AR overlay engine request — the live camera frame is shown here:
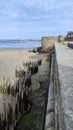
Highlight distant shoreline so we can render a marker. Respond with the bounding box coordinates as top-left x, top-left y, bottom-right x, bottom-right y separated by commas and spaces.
0, 40, 41, 43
